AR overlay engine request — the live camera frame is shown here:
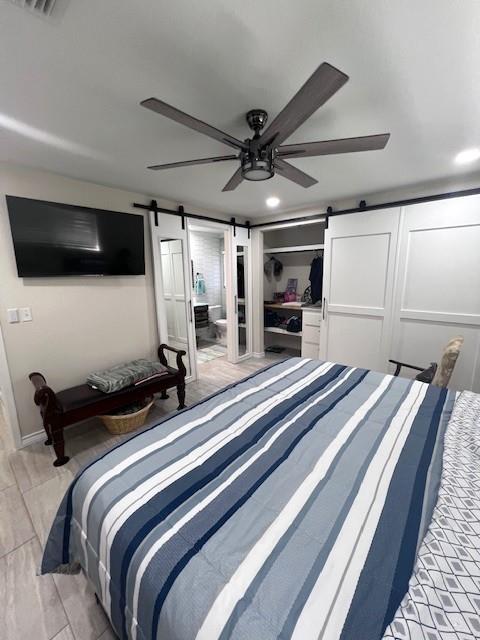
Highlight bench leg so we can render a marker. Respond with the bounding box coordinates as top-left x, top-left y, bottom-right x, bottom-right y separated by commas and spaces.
177, 383, 186, 410
51, 426, 70, 467
43, 419, 52, 446
160, 389, 169, 400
